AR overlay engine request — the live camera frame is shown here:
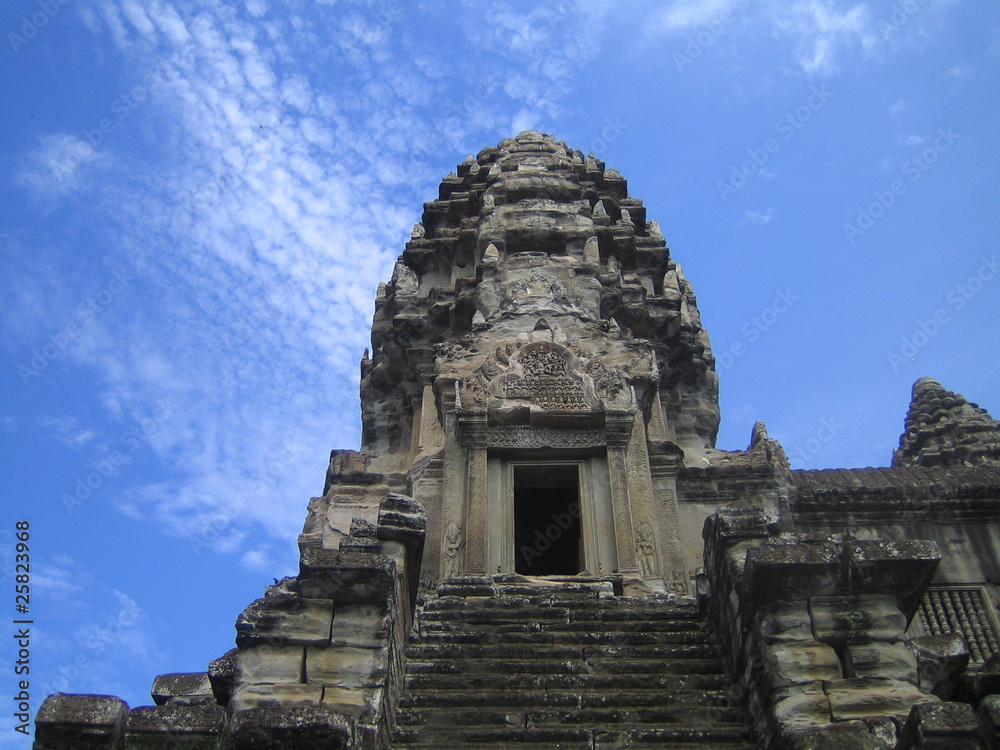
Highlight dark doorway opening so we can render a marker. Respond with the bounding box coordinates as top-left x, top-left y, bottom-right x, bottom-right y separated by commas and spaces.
513, 464, 582, 575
